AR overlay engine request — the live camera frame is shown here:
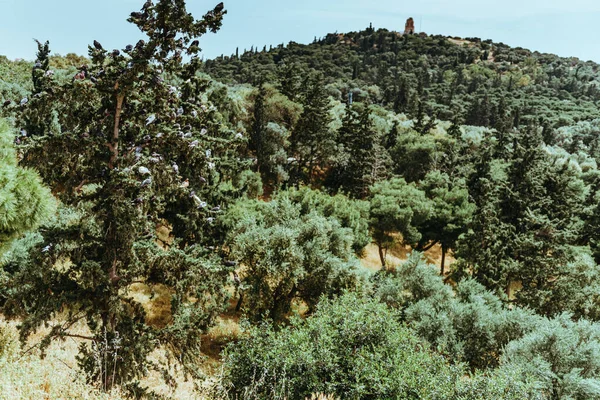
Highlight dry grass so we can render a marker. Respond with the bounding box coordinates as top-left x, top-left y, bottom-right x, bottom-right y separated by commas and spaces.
0, 279, 242, 400
306, 394, 338, 400
1, 234, 457, 399
360, 240, 455, 274
447, 38, 473, 47
0, 317, 126, 400
128, 282, 173, 328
